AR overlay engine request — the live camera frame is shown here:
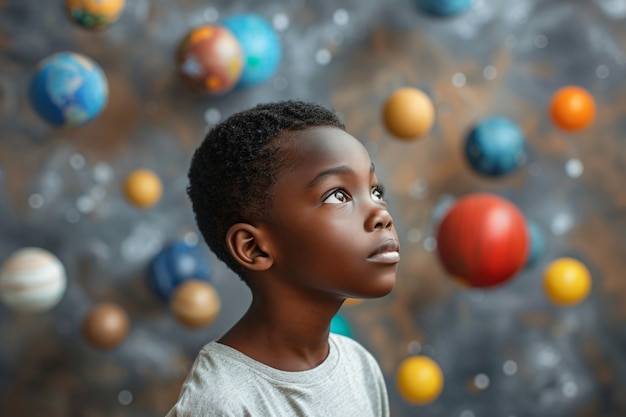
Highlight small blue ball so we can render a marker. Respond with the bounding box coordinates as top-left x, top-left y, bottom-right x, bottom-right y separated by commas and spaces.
29, 52, 108, 127
148, 240, 211, 302
416, 0, 473, 16
465, 116, 527, 177
525, 220, 546, 268
222, 14, 281, 87
330, 314, 352, 338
